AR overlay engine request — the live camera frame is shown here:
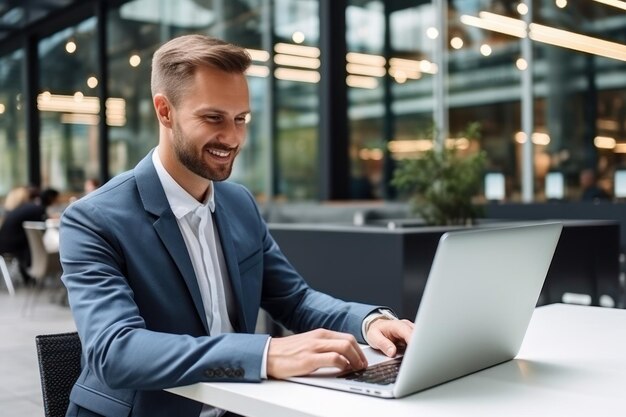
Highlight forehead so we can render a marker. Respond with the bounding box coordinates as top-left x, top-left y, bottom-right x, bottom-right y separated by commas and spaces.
181, 66, 249, 108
